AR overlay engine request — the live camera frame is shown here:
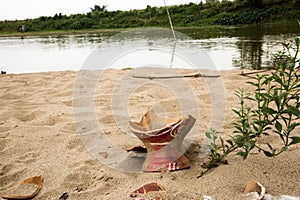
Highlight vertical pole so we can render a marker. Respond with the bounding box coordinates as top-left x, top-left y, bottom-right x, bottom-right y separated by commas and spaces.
164, 0, 176, 68
164, 0, 176, 41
